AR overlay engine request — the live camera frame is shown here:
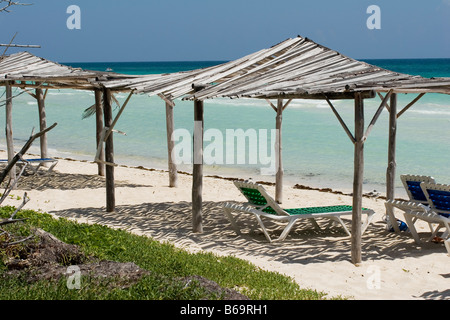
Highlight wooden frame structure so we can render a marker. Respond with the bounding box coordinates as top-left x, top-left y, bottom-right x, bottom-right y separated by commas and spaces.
1, 36, 449, 264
